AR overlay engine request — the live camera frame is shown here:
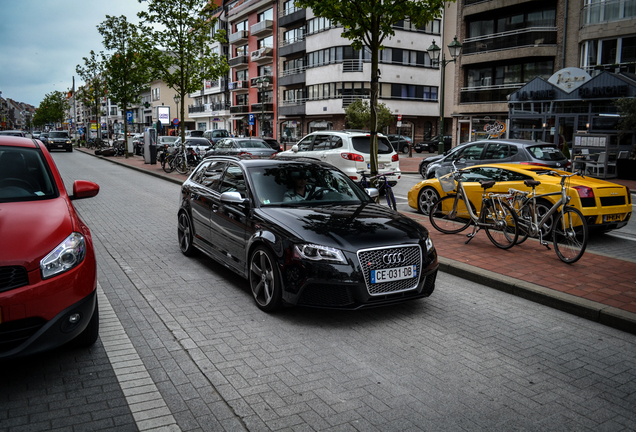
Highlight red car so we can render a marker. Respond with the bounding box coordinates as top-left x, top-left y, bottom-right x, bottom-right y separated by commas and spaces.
0, 136, 100, 359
